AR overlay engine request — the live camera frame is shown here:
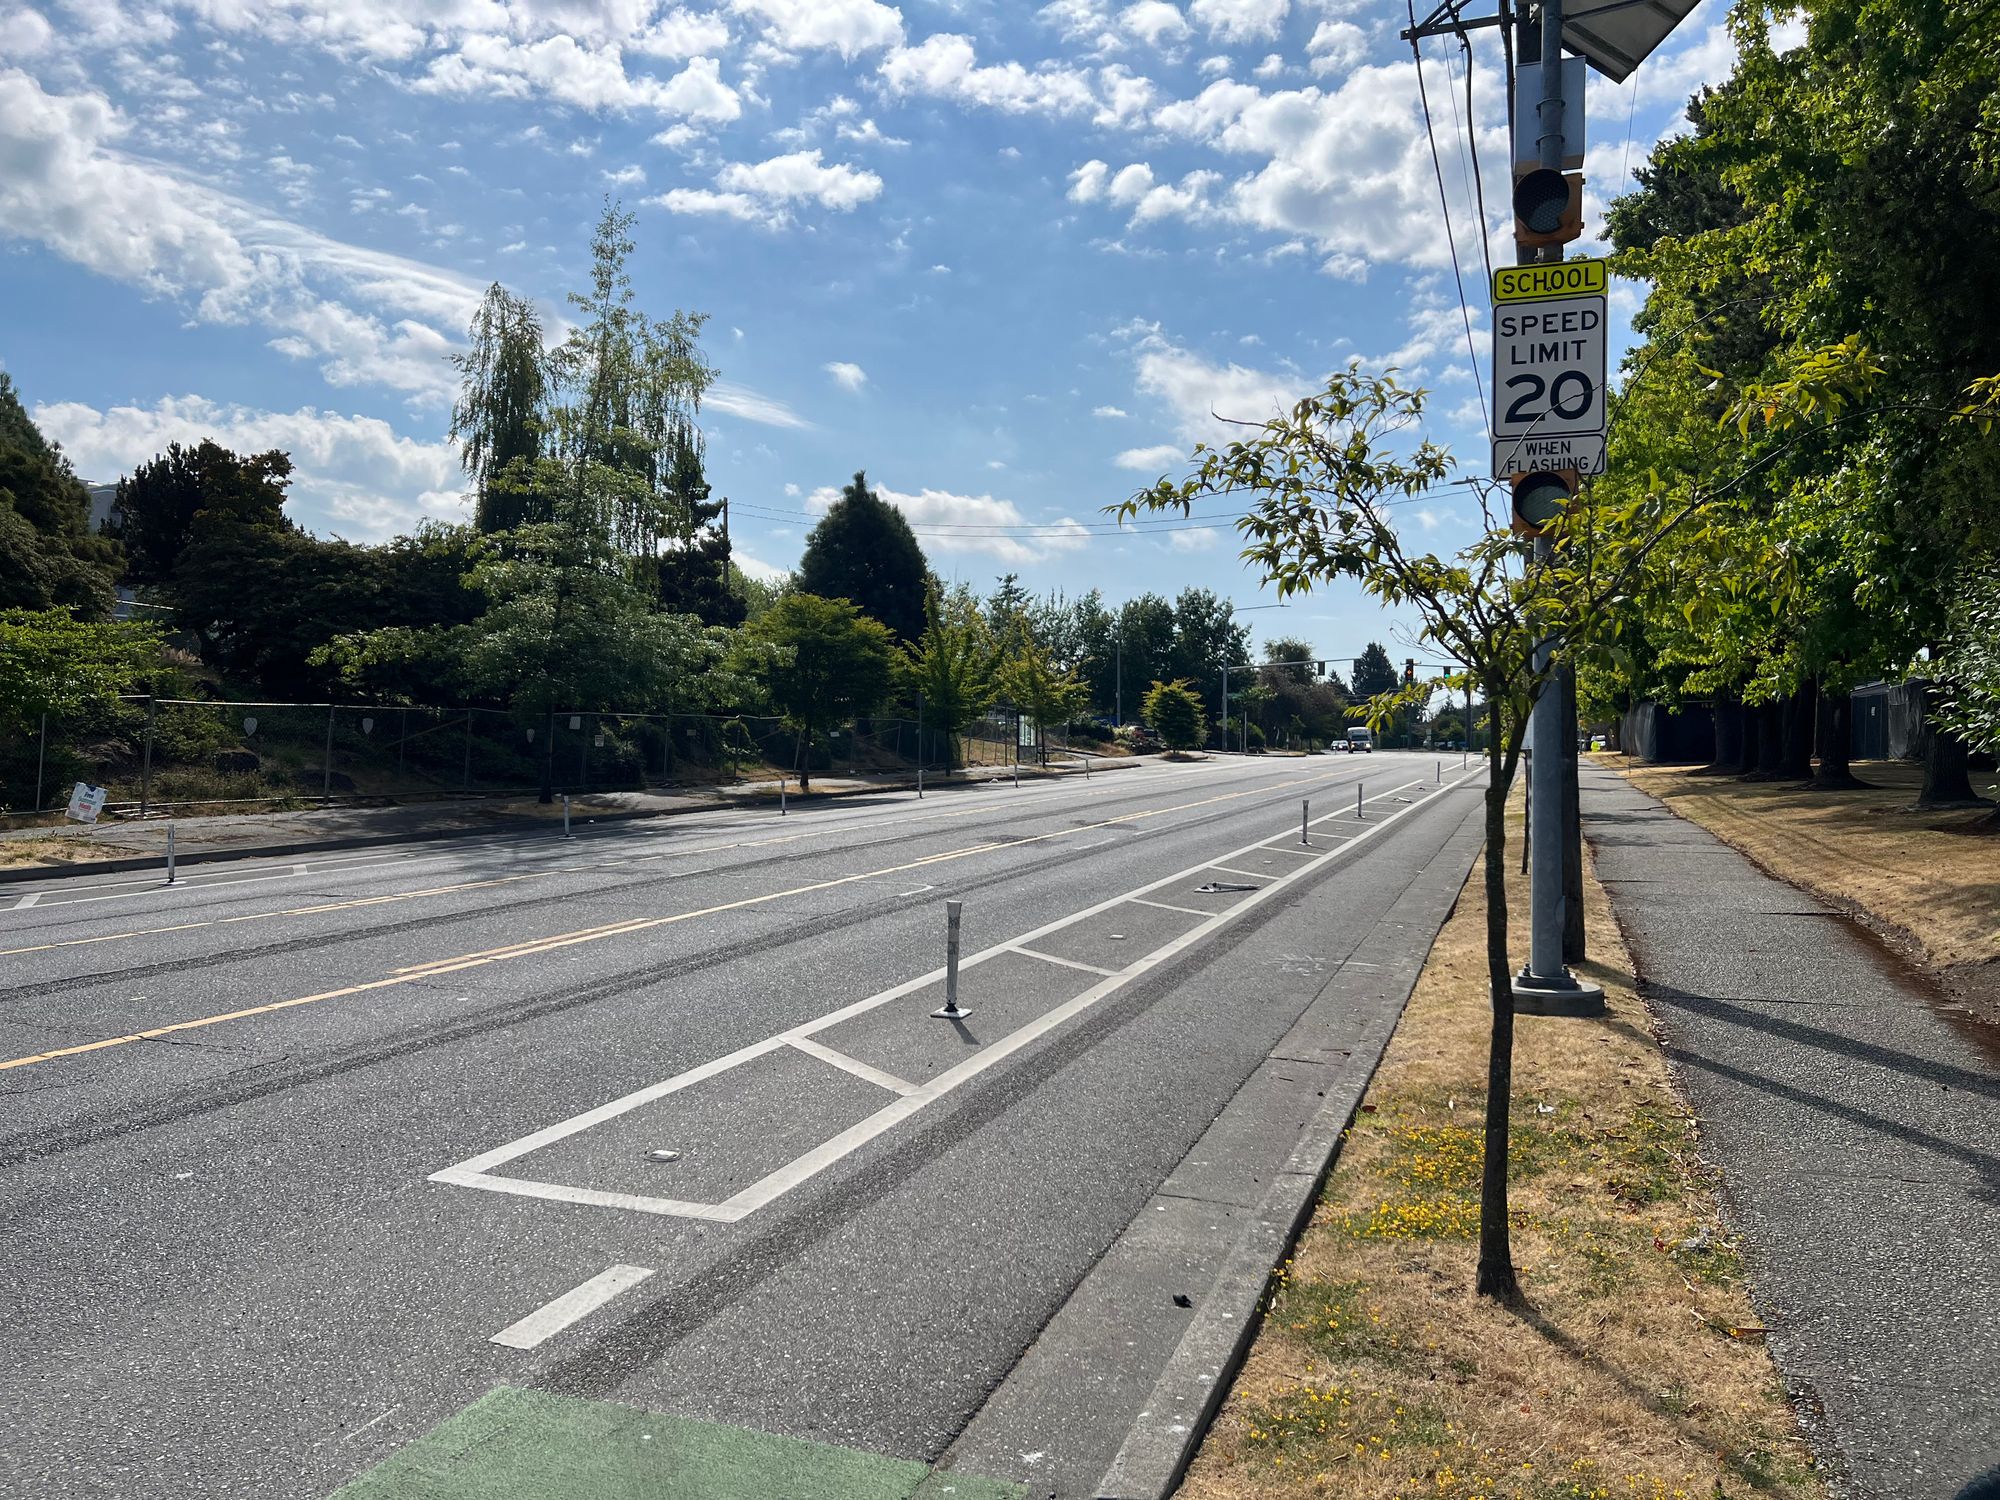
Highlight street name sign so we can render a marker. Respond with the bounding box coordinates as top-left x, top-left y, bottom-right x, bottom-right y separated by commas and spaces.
1491, 257, 1608, 474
